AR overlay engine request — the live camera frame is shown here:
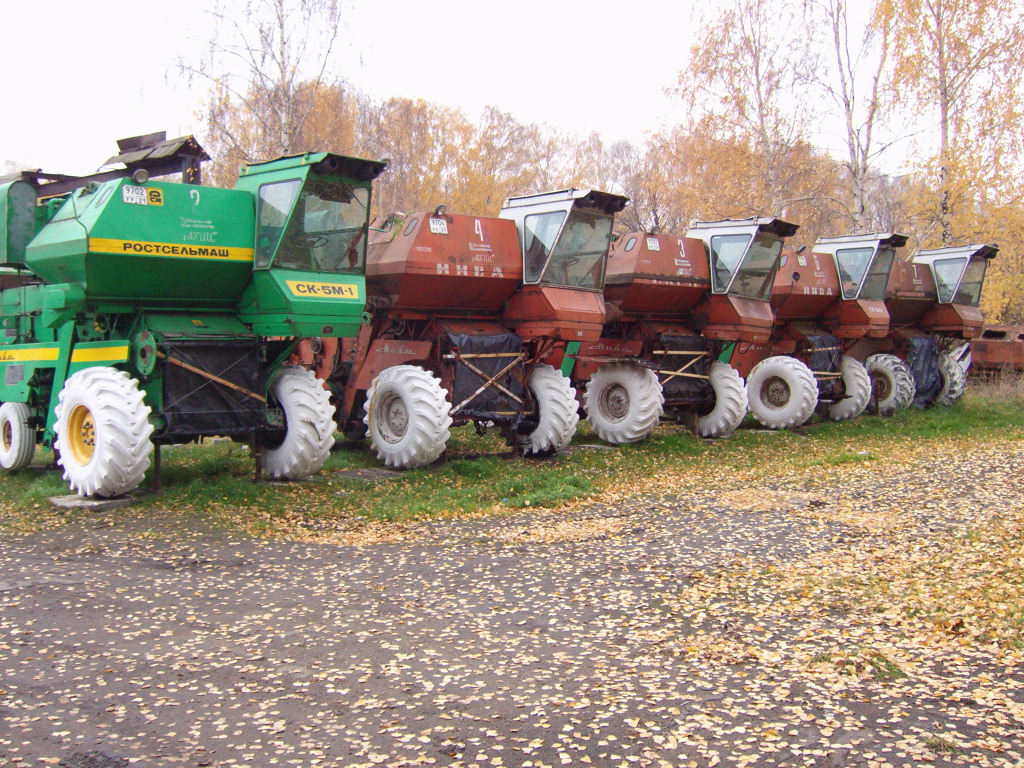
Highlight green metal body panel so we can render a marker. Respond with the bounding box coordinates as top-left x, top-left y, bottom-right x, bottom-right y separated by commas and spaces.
239, 269, 364, 337
0, 181, 36, 267
25, 179, 255, 307
560, 341, 582, 377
